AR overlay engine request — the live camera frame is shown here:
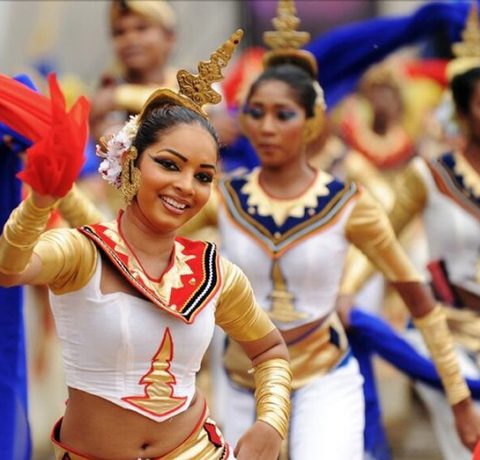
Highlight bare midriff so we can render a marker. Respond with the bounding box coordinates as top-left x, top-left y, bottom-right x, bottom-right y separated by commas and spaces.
60, 387, 206, 459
